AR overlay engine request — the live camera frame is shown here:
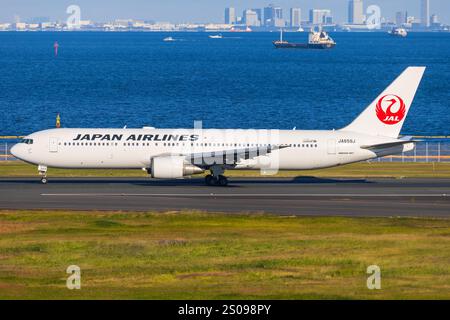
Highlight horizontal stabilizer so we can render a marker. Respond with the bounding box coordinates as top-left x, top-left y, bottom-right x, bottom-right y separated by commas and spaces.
360, 140, 417, 150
